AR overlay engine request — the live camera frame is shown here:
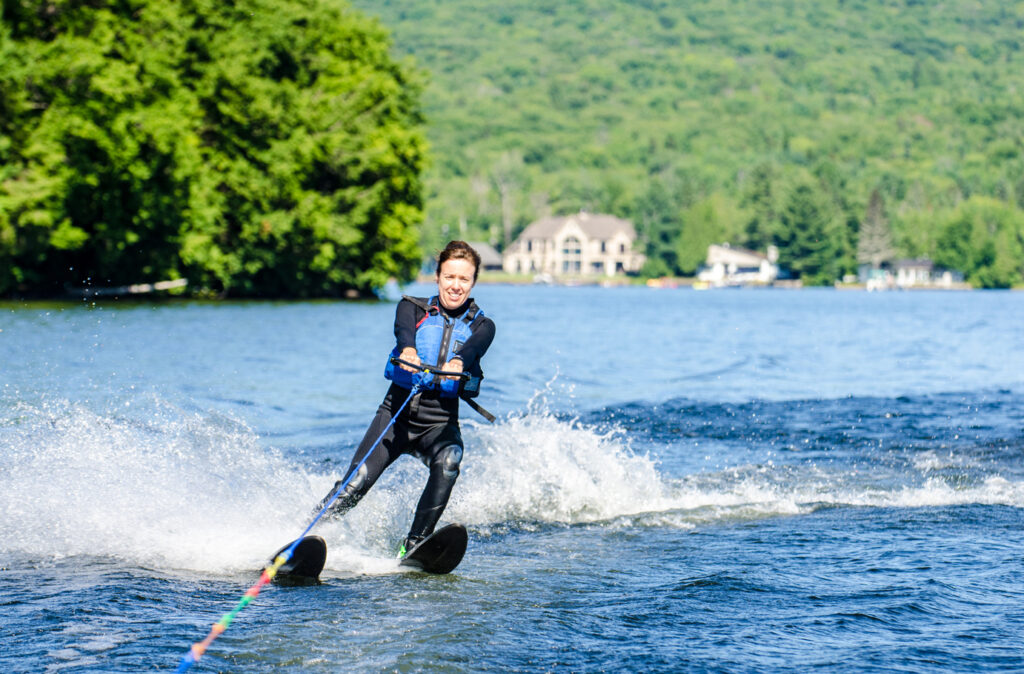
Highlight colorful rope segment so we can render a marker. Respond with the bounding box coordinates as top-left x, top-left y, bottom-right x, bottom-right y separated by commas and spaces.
175, 547, 293, 672
175, 382, 422, 672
